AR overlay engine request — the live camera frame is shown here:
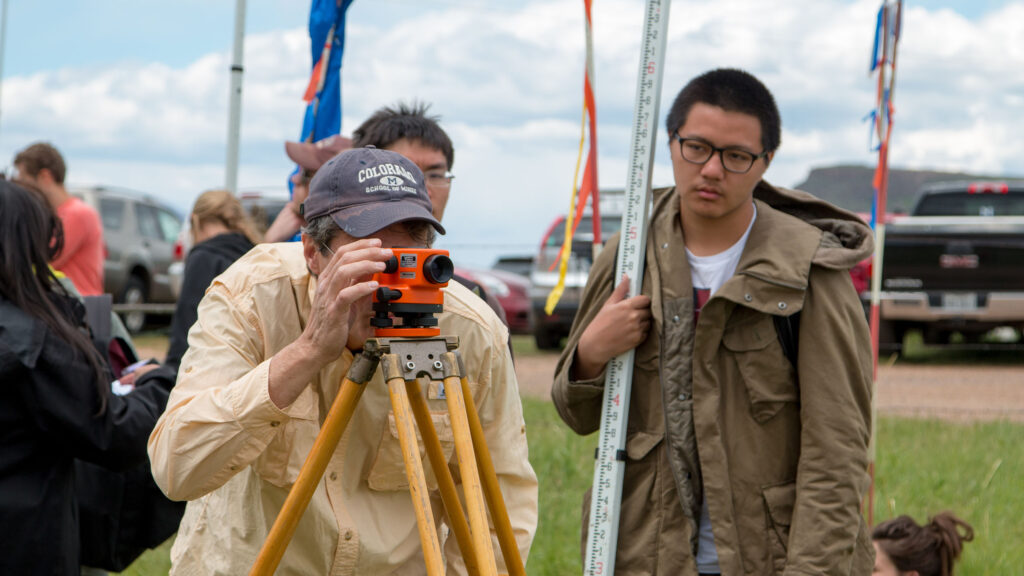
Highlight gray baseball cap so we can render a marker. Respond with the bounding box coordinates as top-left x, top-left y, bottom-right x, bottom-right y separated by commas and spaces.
303, 146, 445, 238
